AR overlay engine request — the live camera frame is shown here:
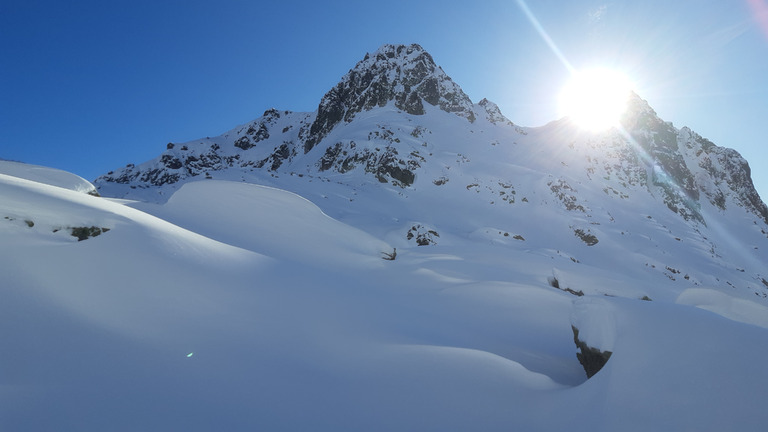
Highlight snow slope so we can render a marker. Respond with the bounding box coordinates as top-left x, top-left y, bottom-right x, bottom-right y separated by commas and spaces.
0, 159, 97, 194
94, 44, 768, 309
99, 99, 768, 305
3, 162, 768, 430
